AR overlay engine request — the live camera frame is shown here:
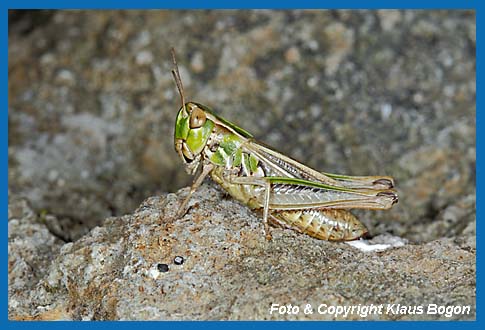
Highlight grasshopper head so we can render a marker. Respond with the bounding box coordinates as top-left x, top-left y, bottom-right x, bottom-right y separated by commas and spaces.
174, 102, 214, 174
170, 49, 215, 174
